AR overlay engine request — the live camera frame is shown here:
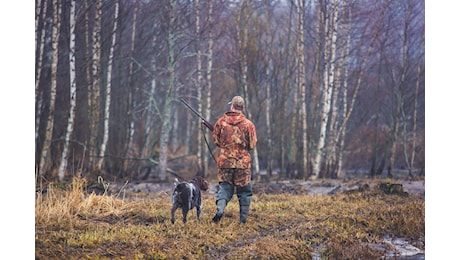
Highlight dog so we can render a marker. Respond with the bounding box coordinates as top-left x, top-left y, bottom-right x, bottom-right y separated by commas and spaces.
171, 175, 209, 224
